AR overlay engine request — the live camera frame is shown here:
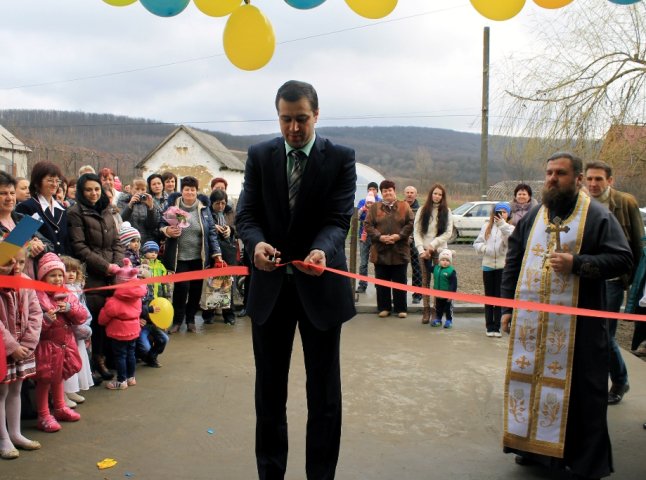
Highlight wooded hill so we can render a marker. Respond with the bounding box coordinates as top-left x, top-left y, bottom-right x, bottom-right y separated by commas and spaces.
0, 109, 512, 193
